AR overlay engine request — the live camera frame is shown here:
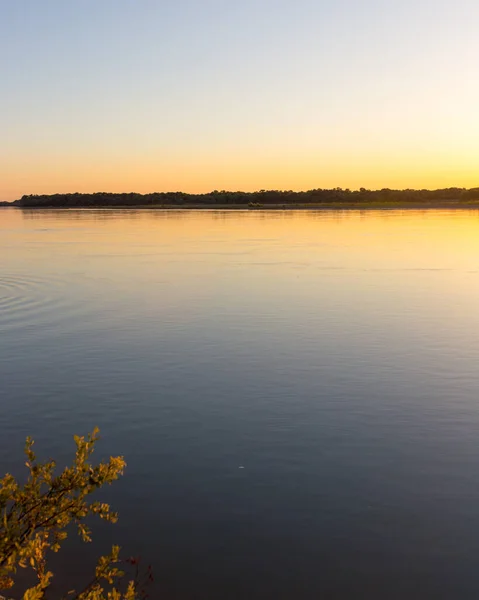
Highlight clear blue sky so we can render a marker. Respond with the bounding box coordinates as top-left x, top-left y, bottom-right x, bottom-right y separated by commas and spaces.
1, 0, 478, 200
